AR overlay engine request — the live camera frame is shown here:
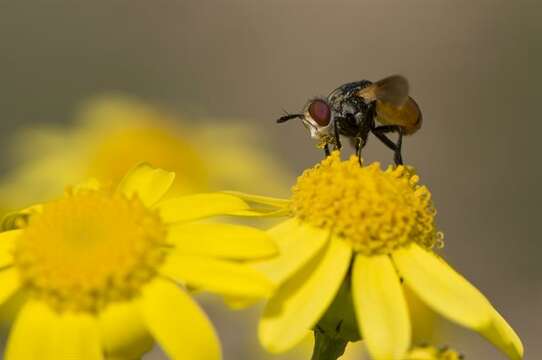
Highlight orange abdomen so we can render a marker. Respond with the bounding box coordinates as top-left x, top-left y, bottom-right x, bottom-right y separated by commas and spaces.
375, 97, 422, 135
